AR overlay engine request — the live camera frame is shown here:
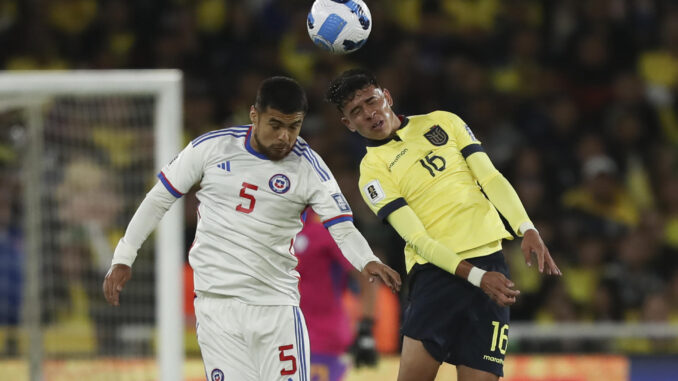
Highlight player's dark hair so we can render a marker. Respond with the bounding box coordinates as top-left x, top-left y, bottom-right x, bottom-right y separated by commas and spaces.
325, 68, 379, 112
255, 76, 309, 114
